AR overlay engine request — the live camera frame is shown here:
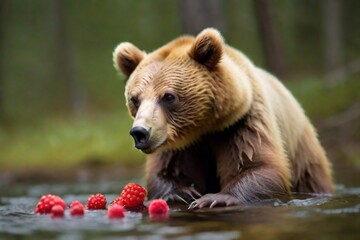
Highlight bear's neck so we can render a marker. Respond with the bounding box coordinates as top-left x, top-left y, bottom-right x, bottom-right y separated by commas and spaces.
209, 54, 255, 132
